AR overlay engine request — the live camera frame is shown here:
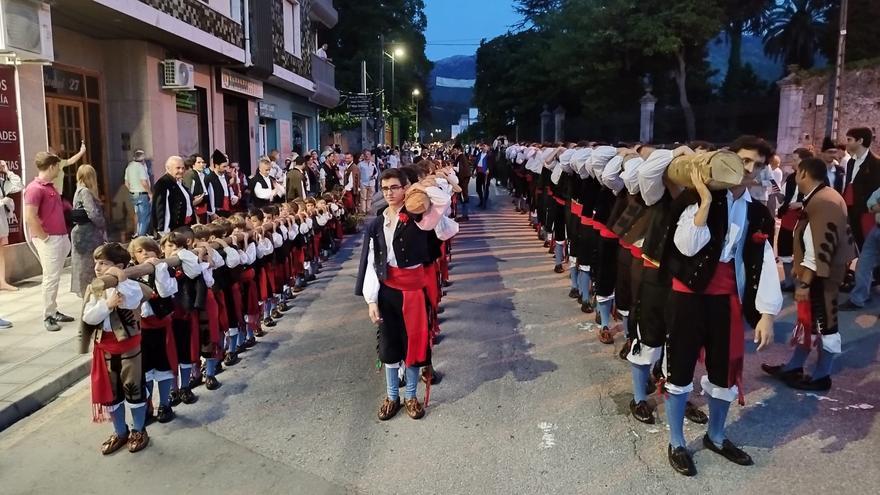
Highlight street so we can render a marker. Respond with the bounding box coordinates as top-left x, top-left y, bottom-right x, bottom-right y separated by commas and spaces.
1, 185, 878, 495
